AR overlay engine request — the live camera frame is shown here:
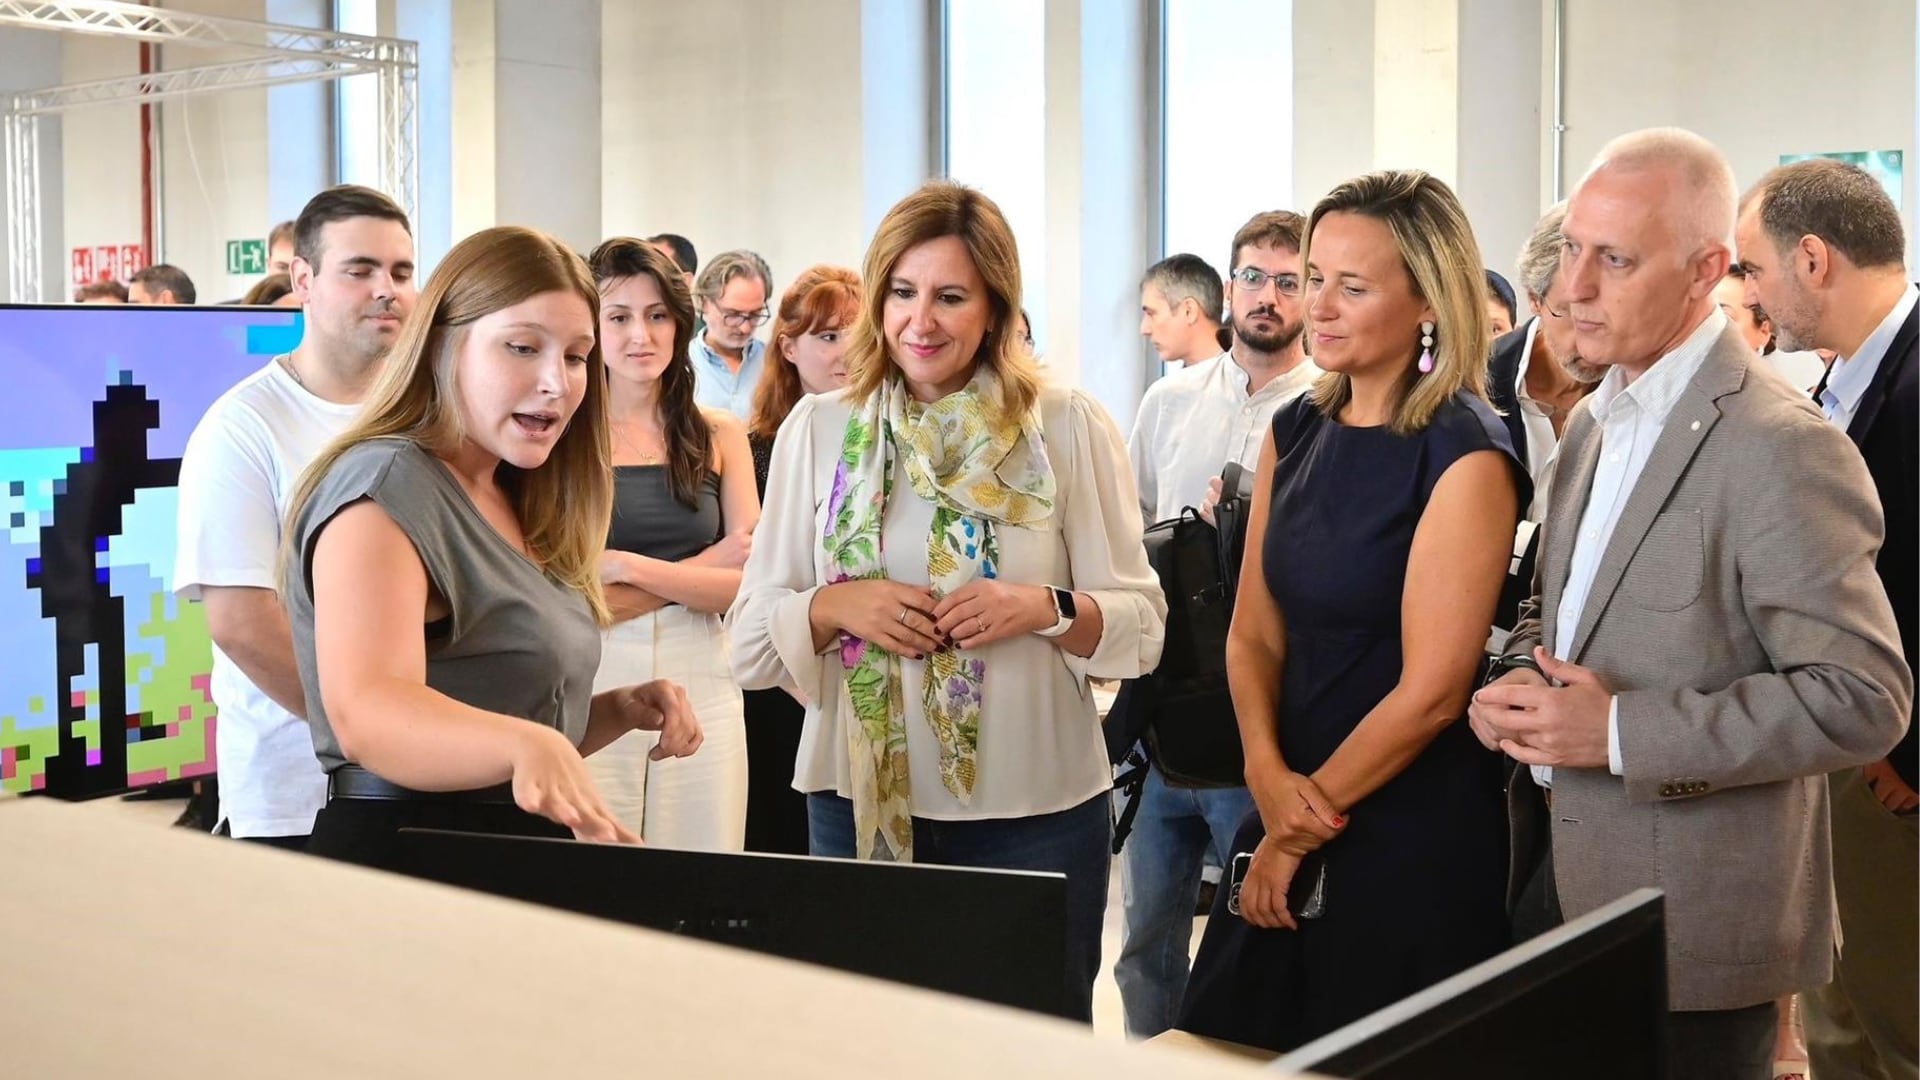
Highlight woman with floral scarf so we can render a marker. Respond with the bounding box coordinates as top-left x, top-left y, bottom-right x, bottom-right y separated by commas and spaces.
727, 182, 1166, 1021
